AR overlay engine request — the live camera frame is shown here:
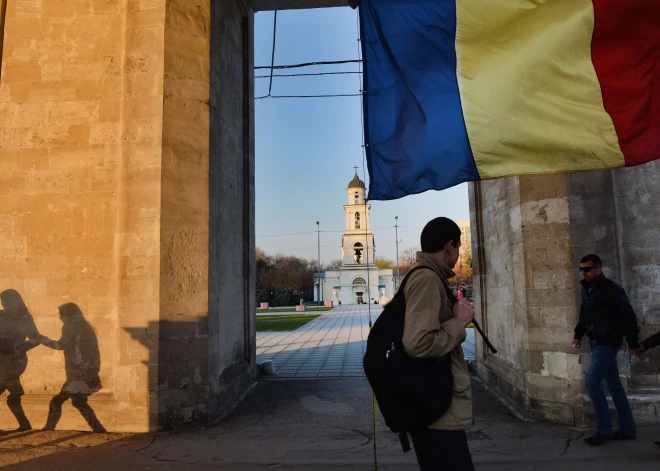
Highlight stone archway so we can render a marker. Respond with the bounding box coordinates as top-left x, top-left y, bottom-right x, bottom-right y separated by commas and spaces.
1, 0, 657, 434
0, 0, 355, 433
